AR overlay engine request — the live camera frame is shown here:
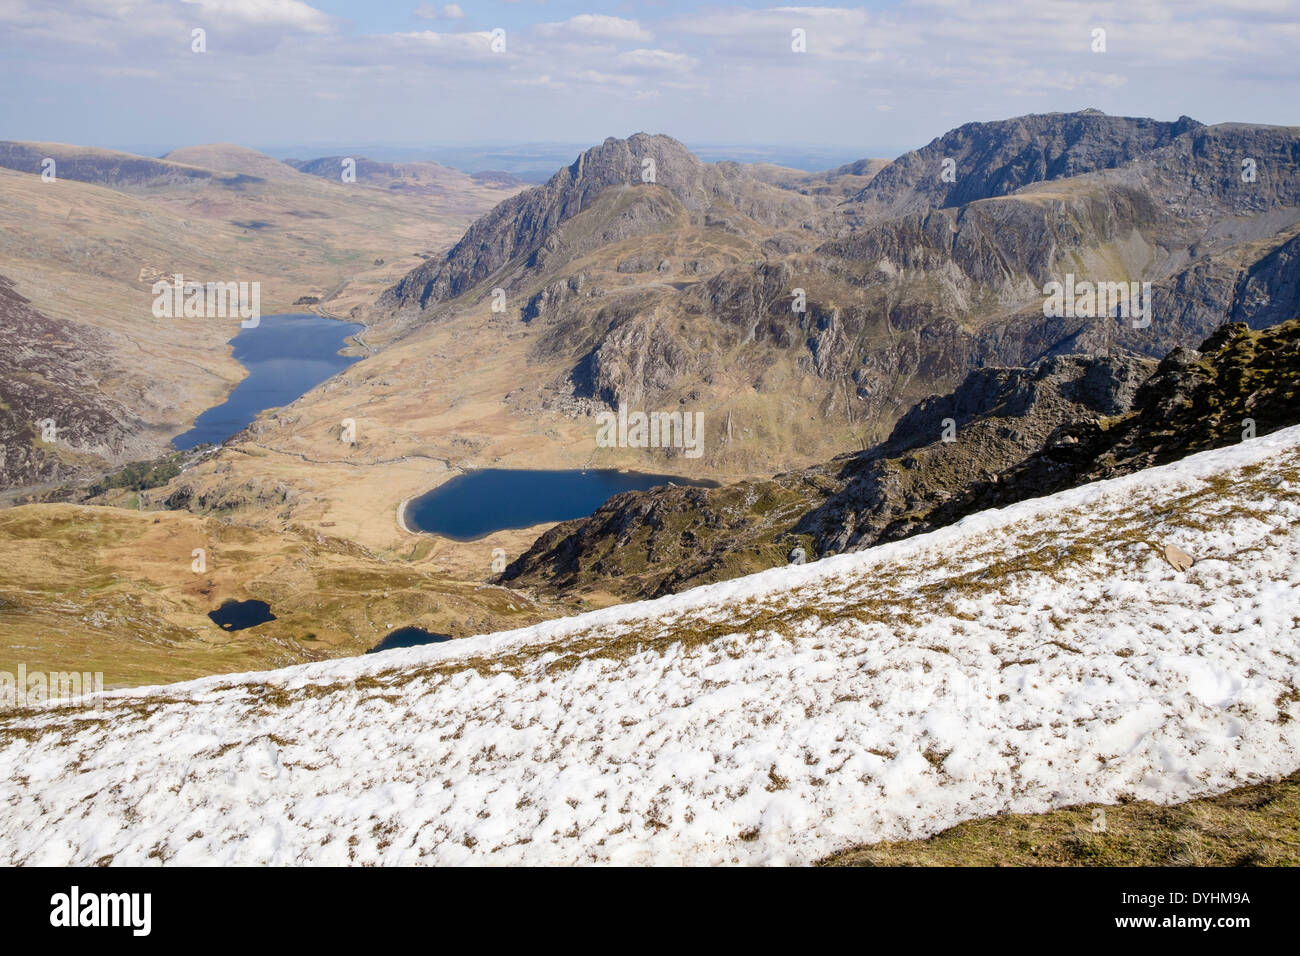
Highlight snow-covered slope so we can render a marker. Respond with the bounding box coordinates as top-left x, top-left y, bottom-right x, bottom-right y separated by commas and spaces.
4, 427, 1300, 865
